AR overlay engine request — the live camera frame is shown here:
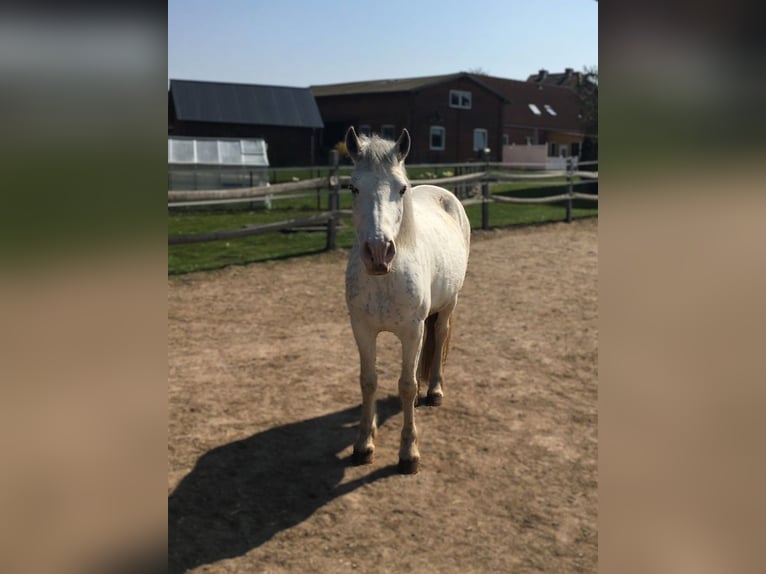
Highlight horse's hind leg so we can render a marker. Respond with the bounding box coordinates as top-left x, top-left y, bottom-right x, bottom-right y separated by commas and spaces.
351, 321, 377, 465
425, 302, 456, 407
